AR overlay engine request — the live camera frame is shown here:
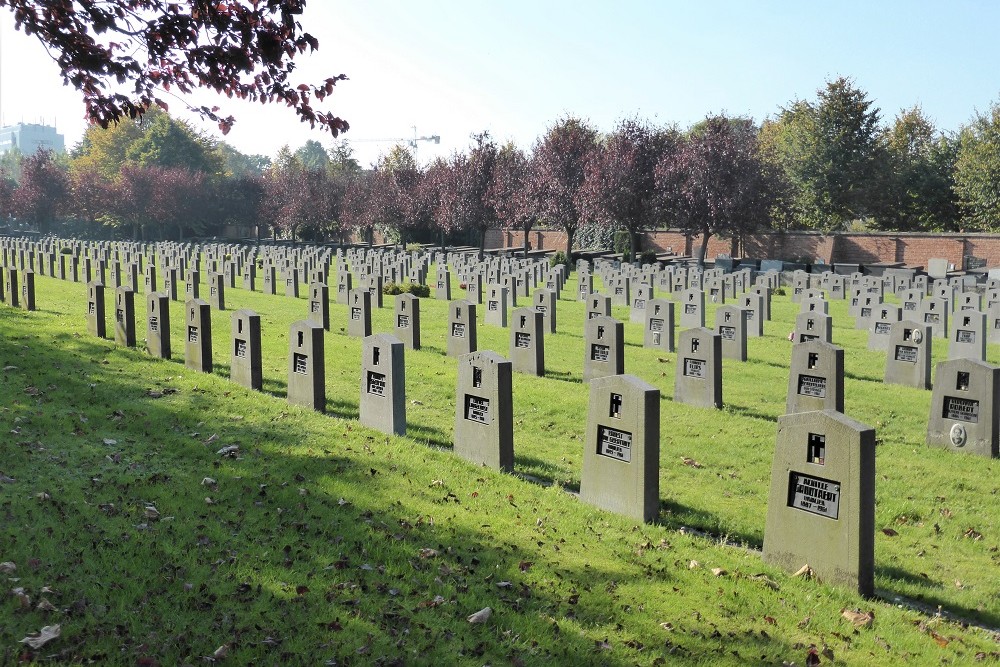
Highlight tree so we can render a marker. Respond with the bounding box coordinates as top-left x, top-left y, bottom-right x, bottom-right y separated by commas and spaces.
0, 168, 15, 222
341, 171, 378, 244
761, 77, 886, 230
13, 149, 70, 234
954, 101, 1000, 231
218, 143, 271, 177
656, 114, 780, 265
2, 0, 348, 135
68, 167, 114, 231
488, 143, 536, 258
879, 106, 959, 231
532, 116, 599, 256
125, 108, 223, 175
580, 118, 677, 261
295, 139, 332, 173
370, 146, 426, 248
263, 148, 335, 243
